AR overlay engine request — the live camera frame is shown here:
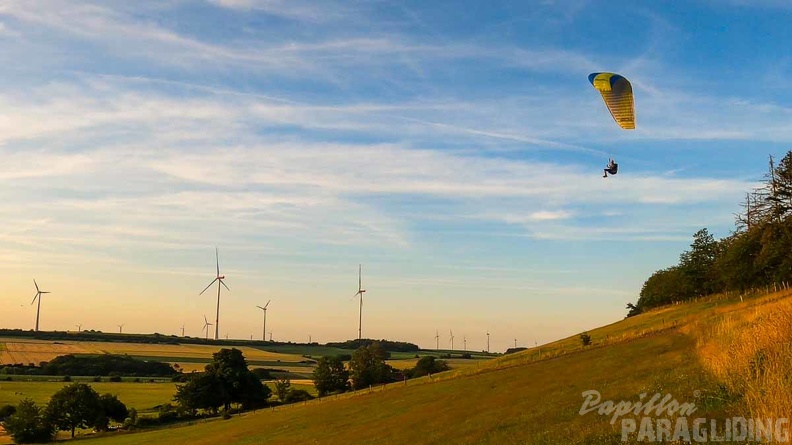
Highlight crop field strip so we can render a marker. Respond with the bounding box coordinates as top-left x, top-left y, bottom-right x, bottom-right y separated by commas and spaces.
0, 339, 307, 366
